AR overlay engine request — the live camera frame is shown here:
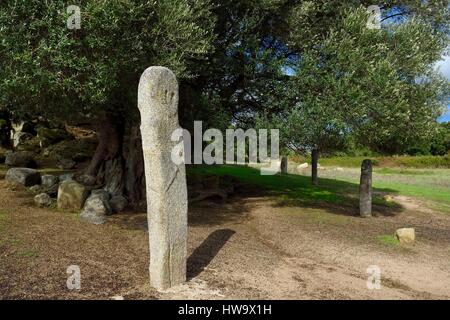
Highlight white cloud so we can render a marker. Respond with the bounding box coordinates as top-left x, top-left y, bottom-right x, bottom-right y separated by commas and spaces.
434, 55, 450, 80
